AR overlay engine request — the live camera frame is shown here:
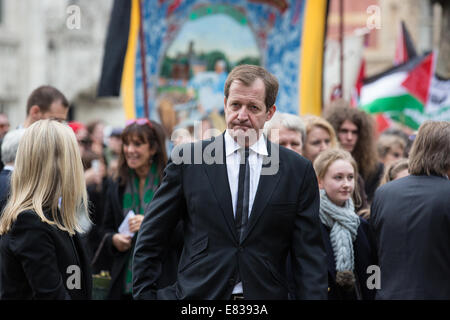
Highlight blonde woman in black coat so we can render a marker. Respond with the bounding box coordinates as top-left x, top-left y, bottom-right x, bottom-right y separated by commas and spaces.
0, 120, 92, 299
